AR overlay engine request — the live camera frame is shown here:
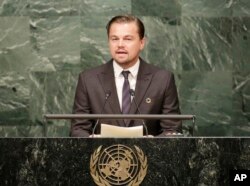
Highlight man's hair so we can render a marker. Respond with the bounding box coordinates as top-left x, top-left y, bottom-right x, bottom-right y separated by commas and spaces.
106, 15, 145, 39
